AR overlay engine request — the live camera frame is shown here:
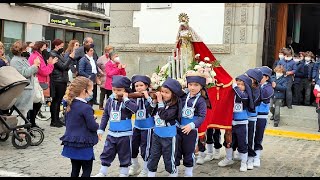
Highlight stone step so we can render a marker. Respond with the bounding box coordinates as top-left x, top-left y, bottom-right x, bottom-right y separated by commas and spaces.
268, 105, 319, 131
